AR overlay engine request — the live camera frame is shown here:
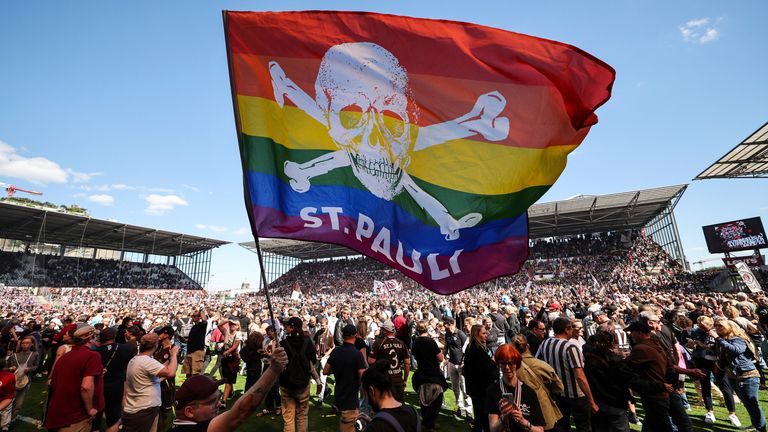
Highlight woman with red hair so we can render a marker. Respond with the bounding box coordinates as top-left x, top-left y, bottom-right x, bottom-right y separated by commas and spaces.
487, 344, 545, 432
